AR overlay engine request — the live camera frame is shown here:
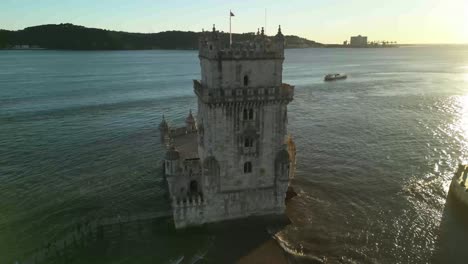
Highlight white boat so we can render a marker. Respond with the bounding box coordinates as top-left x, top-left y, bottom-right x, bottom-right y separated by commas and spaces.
324, 73, 347, 81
